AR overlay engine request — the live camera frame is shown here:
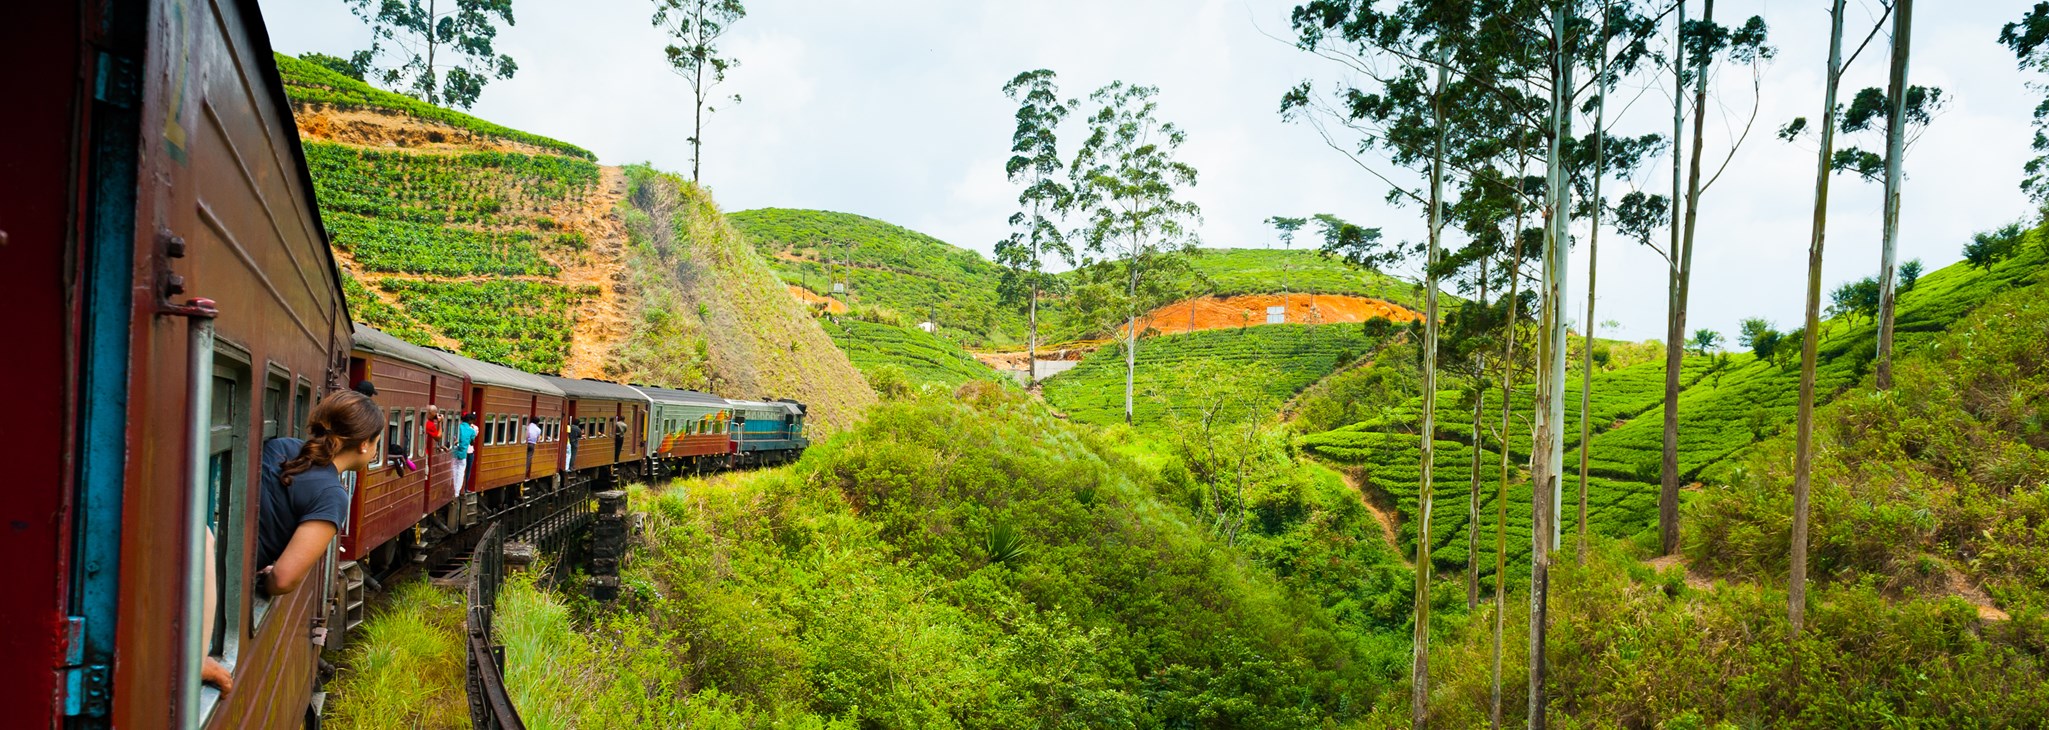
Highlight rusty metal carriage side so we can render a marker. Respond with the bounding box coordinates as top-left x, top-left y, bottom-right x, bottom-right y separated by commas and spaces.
5, 0, 363, 726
